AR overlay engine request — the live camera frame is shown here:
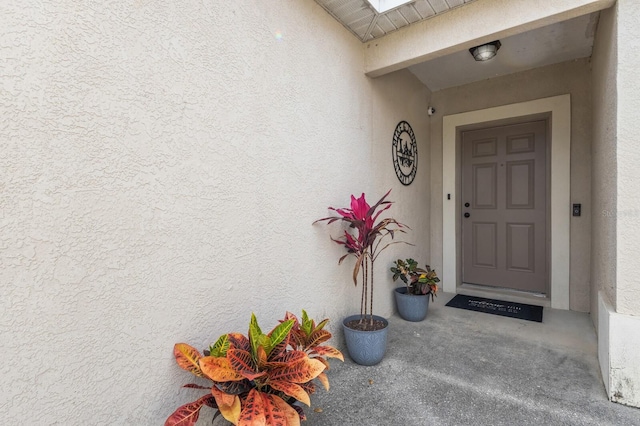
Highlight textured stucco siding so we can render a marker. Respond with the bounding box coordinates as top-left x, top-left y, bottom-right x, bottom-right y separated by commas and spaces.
429, 59, 592, 312
0, 0, 429, 423
590, 5, 617, 322
615, 0, 640, 317
592, 1, 640, 408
